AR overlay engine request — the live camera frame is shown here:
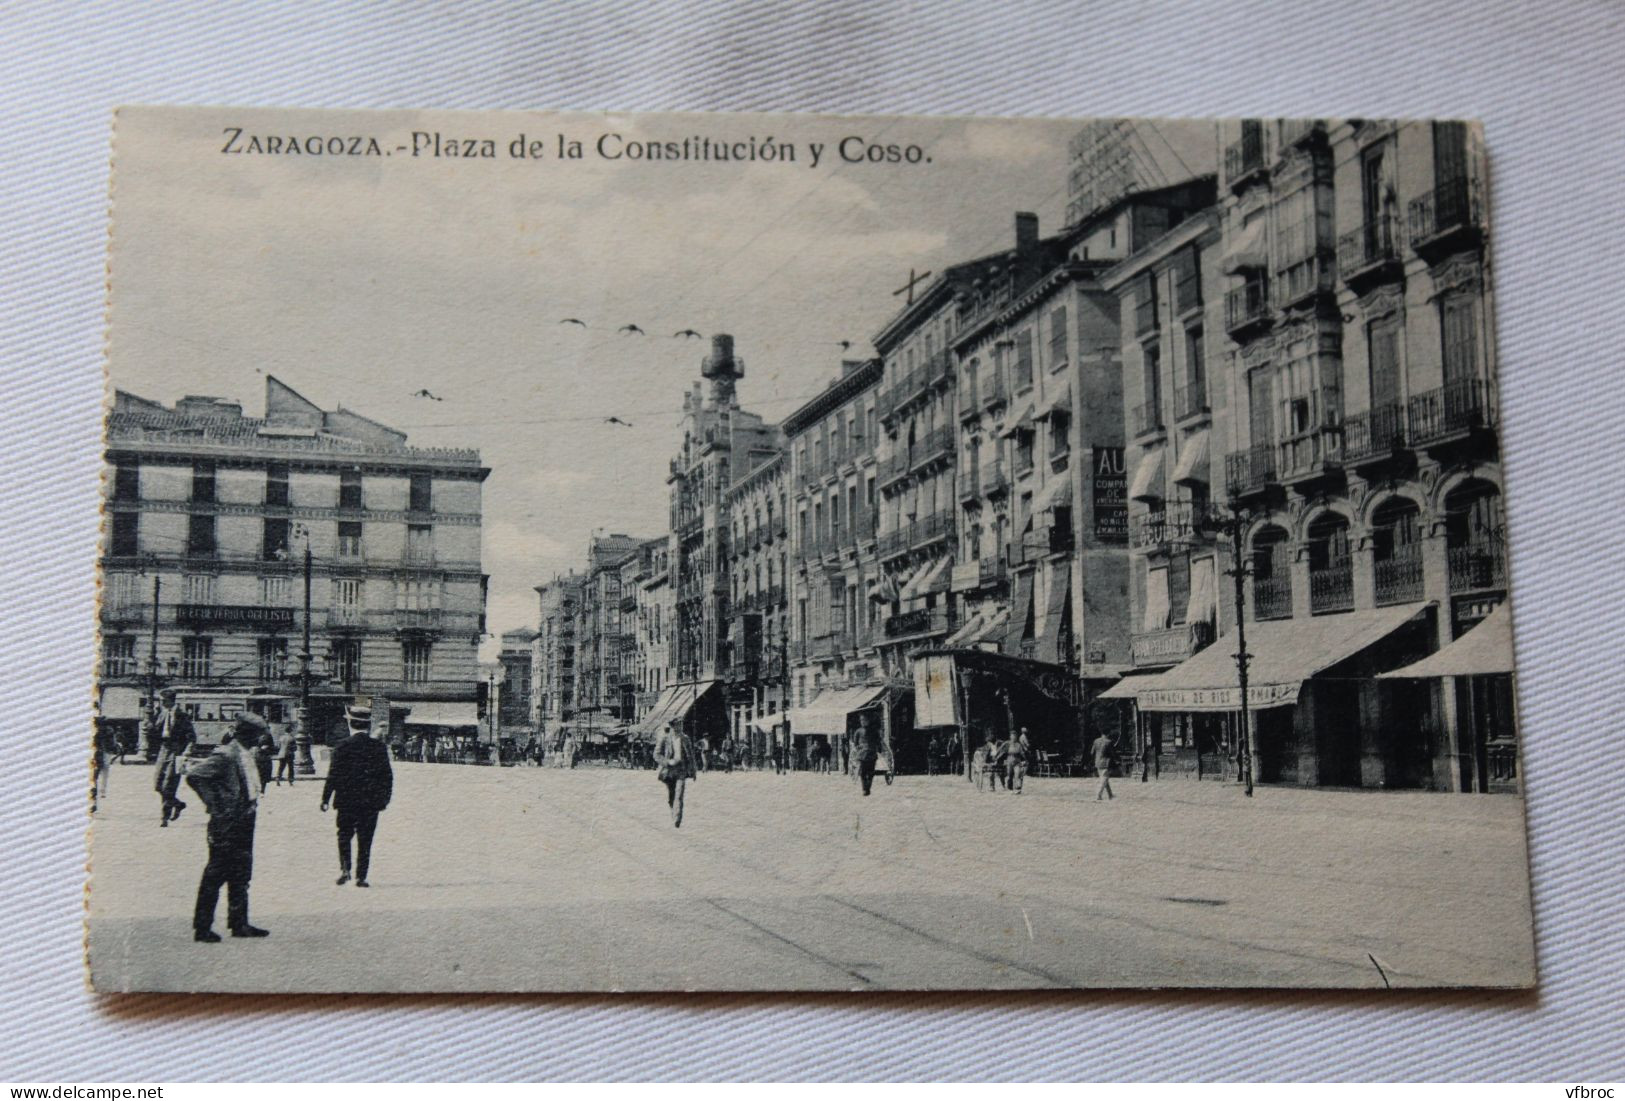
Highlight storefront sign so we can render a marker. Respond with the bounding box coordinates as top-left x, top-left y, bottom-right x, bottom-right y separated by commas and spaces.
1092, 446, 1127, 543
1138, 681, 1302, 713
175, 604, 296, 629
